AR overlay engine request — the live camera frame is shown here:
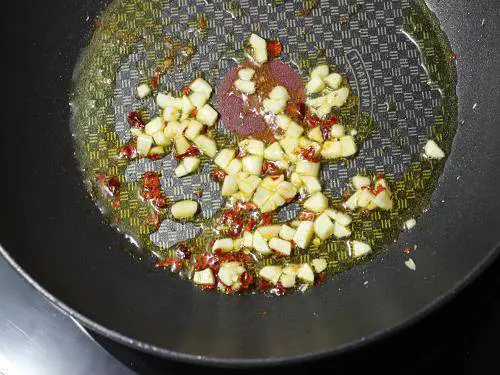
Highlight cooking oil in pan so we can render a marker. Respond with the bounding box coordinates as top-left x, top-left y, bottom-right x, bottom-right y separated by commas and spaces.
71, 0, 458, 292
